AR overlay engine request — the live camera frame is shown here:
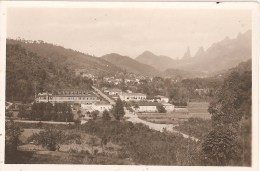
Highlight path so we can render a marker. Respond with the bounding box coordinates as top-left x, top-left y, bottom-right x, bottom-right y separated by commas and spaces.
92, 86, 115, 105
5, 101, 13, 110
6, 119, 74, 125
126, 114, 199, 142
